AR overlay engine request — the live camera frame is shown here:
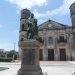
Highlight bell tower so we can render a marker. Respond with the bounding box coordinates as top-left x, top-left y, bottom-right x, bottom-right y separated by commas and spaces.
70, 3, 75, 60
70, 3, 75, 28
19, 9, 31, 59
19, 9, 31, 41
